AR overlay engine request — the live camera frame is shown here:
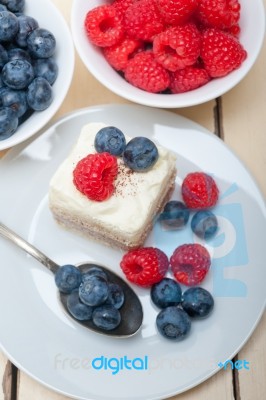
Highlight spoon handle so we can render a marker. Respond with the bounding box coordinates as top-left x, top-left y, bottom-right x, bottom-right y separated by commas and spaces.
0, 222, 59, 274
